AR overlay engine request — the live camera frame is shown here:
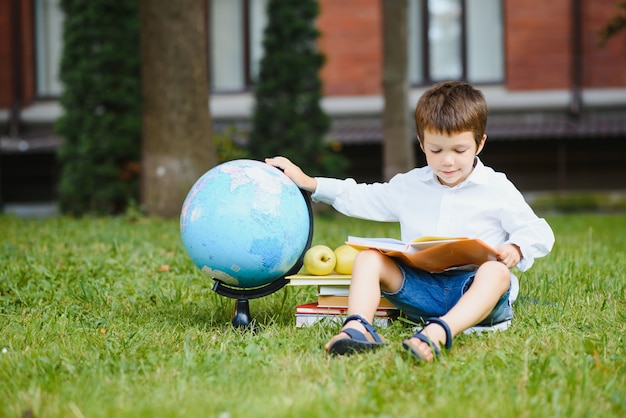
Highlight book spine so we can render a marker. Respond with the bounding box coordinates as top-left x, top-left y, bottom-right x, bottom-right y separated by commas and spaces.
295, 315, 393, 328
